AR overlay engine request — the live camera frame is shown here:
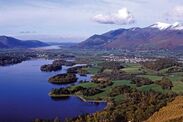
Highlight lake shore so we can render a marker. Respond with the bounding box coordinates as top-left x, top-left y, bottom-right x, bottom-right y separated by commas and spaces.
48, 92, 107, 103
